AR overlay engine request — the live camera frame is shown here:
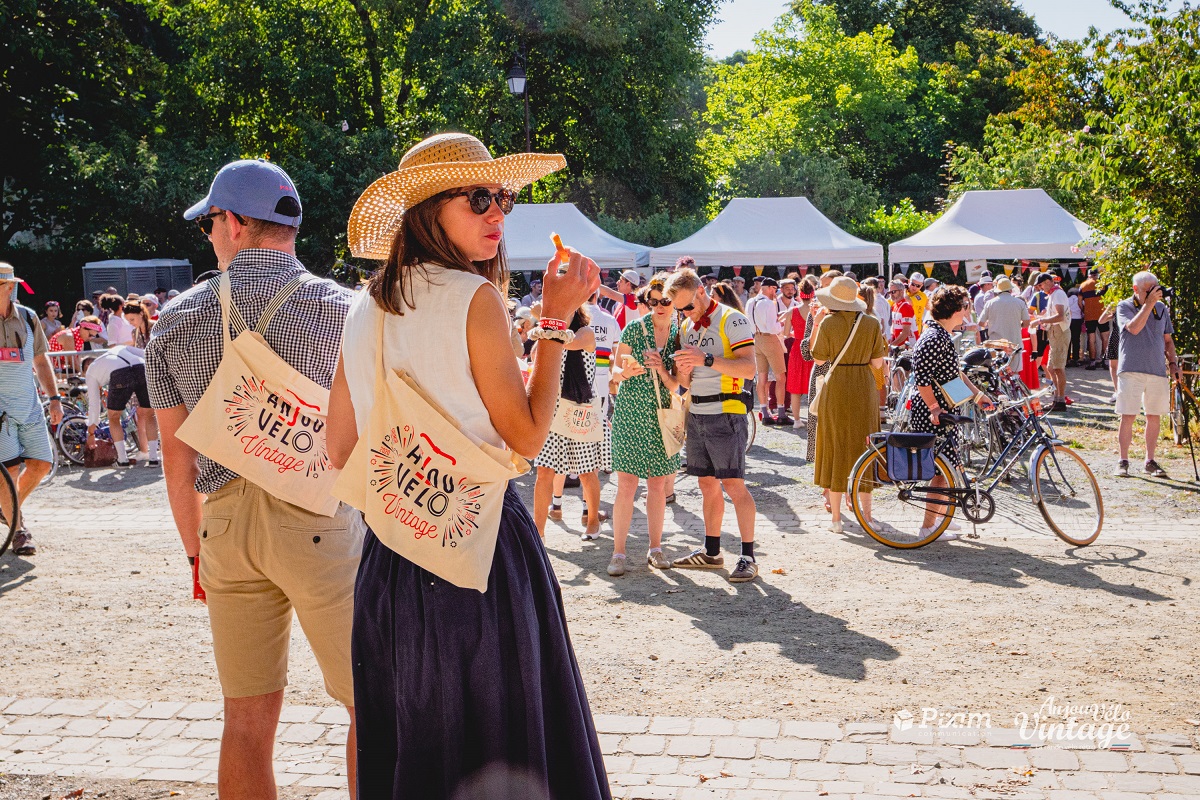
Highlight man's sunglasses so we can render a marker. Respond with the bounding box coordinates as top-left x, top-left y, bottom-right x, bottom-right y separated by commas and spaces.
675, 304, 695, 313
195, 210, 247, 236
446, 187, 516, 215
